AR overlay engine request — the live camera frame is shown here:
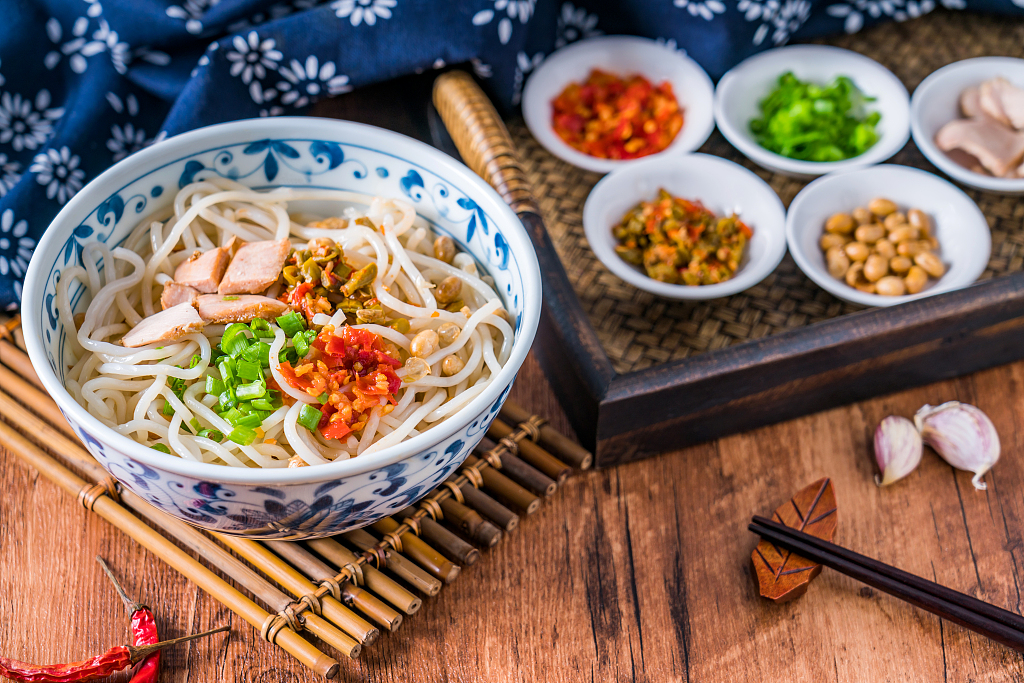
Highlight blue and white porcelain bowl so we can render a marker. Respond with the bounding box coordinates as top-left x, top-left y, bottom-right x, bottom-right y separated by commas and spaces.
21, 117, 541, 540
